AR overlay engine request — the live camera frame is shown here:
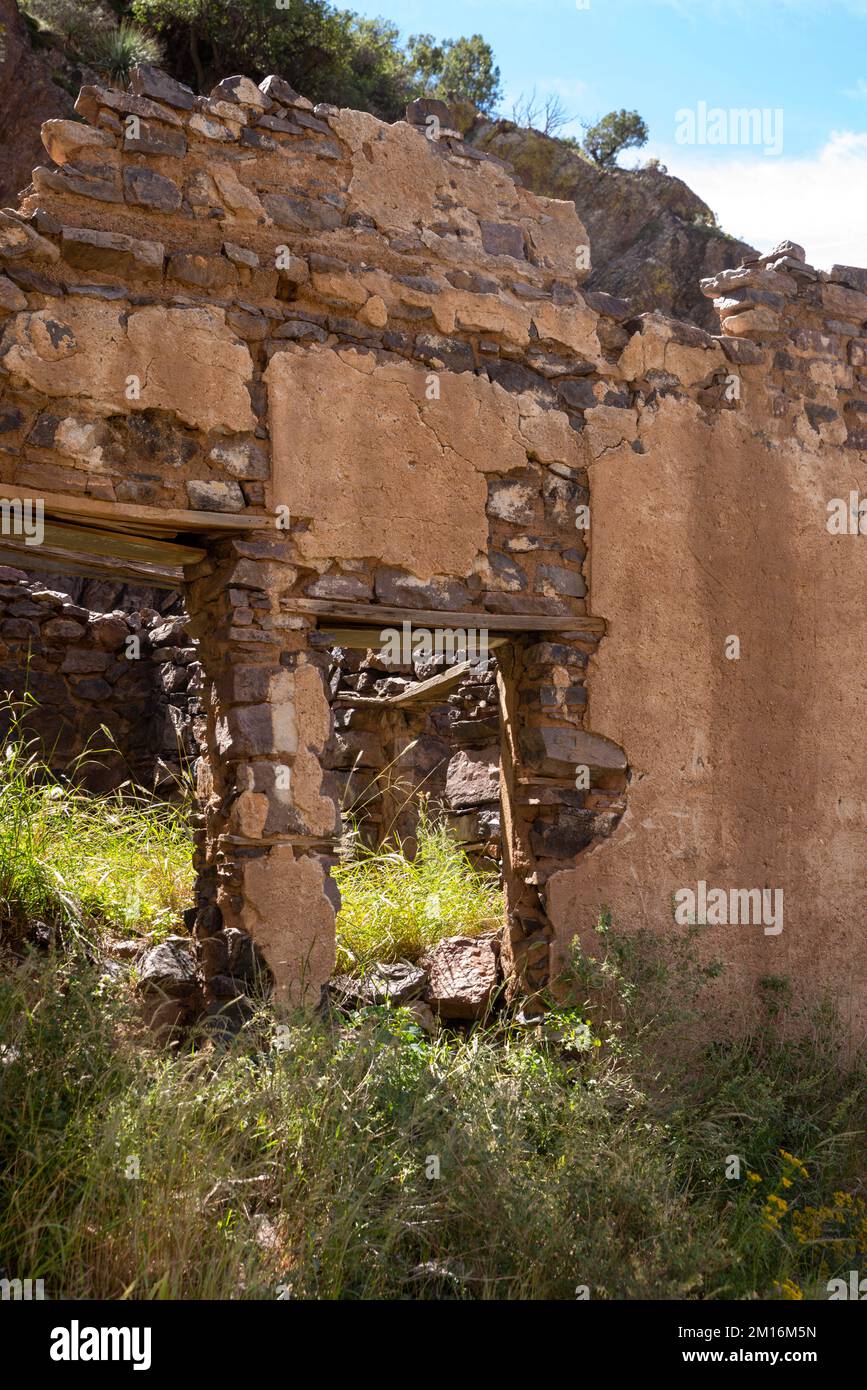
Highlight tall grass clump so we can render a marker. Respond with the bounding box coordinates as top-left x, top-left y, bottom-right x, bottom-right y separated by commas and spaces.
333, 805, 502, 970
0, 696, 192, 947
0, 716, 864, 1301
